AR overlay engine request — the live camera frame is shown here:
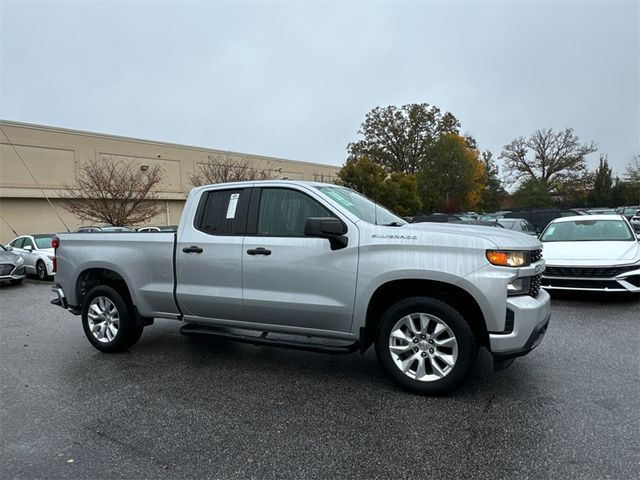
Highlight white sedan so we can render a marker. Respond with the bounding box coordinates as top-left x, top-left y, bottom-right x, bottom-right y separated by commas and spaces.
539, 215, 640, 293
5, 234, 55, 280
